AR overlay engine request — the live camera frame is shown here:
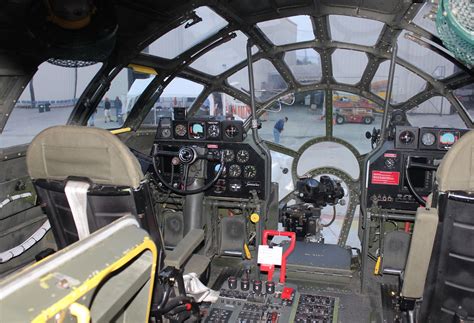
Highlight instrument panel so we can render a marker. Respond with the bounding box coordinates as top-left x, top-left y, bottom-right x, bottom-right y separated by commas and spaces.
170, 119, 244, 142
206, 144, 265, 199
395, 126, 467, 151
367, 126, 469, 211
153, 118, 266, 199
